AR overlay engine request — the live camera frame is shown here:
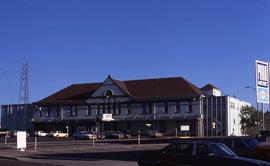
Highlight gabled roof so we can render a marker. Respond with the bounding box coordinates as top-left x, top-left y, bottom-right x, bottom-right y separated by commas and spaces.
123, 77, 202, 100
37, 76, 203, 105
38, 83, 101, 105
201, 84, 219, 91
